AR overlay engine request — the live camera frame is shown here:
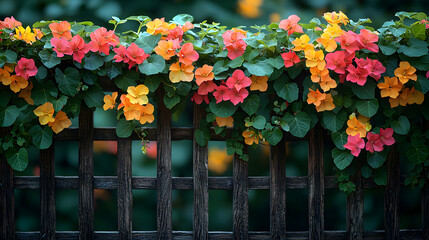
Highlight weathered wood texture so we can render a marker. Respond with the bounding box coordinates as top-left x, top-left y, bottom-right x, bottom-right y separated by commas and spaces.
157, 93, 172, 240
117, 137, 133, 240
270, 139, 286, 239
78, 107, 94, 240
384, 149, 400, 240
1, 141, 15, 240
193, 103, 209, 240
308, 126, 324, 240
233, 152, 248, 240
347, 160, 364, 240
40, 144, 56, 240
